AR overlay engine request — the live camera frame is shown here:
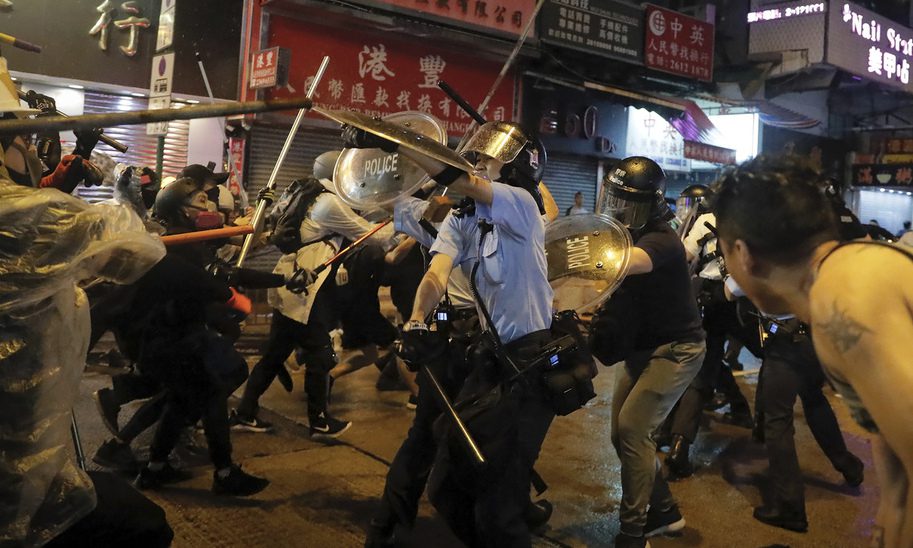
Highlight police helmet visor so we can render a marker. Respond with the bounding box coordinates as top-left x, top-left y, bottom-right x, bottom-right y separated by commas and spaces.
599, 181, 655, 230
462, 122, 529, 164
675, 196, 702, 218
